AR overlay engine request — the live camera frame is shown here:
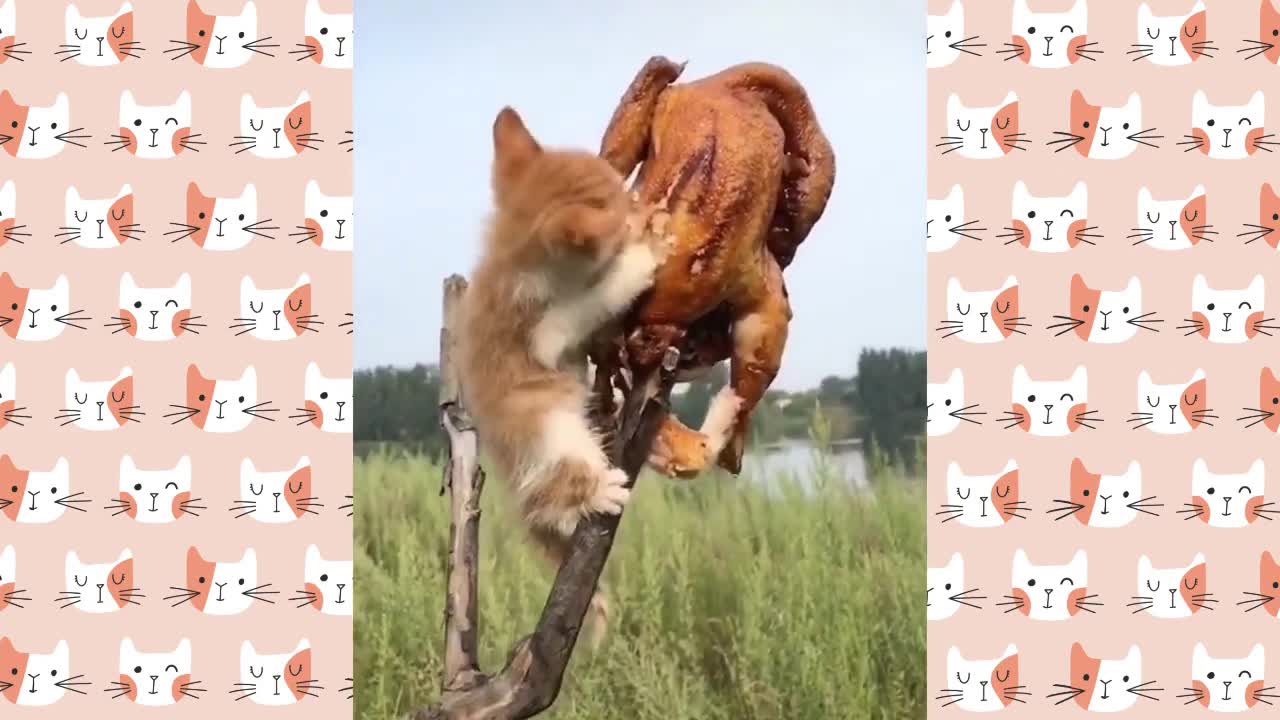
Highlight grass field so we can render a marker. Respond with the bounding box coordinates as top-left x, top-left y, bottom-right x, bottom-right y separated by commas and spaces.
355, 448, 925, 720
